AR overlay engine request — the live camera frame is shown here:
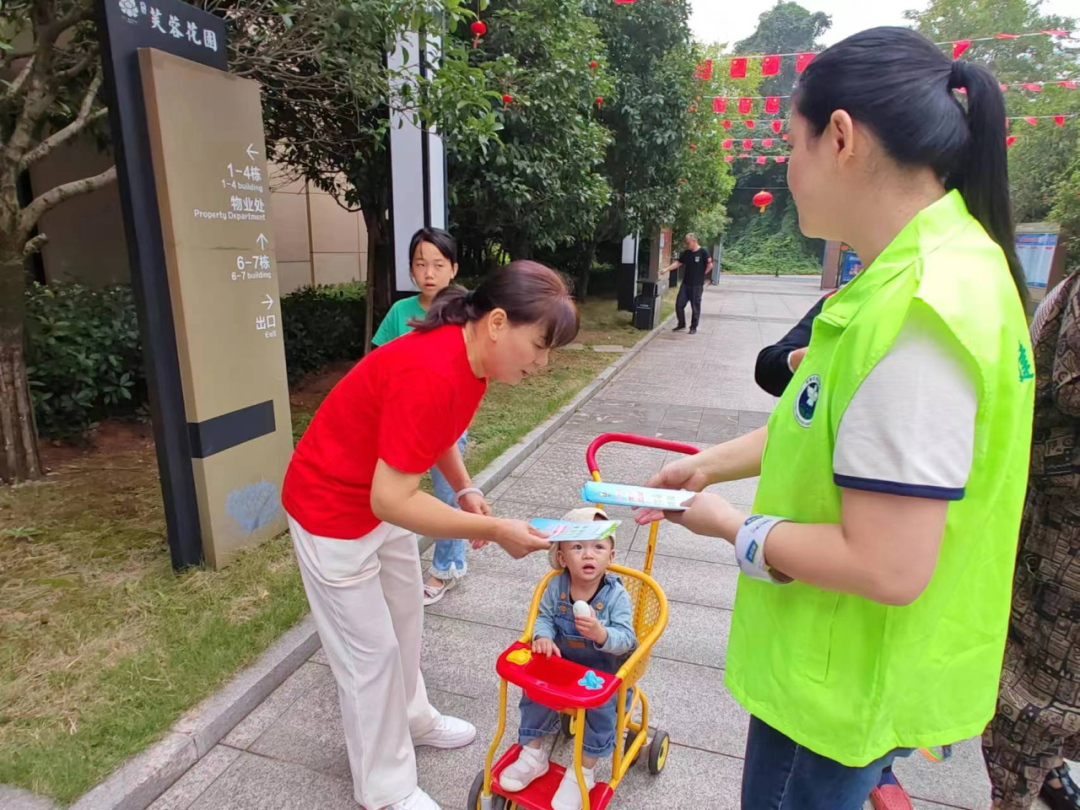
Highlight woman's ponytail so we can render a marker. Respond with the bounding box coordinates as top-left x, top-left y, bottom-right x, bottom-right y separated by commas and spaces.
412, 285, 476, 330
412, 261, 579, 348
795, 28, 1027, 303
950, 60, 1027, 302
